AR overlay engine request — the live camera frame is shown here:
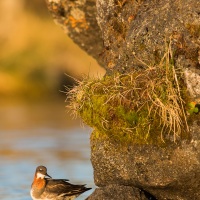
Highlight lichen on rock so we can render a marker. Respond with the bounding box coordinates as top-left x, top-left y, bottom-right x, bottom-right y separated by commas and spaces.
46, 0, 104, 66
